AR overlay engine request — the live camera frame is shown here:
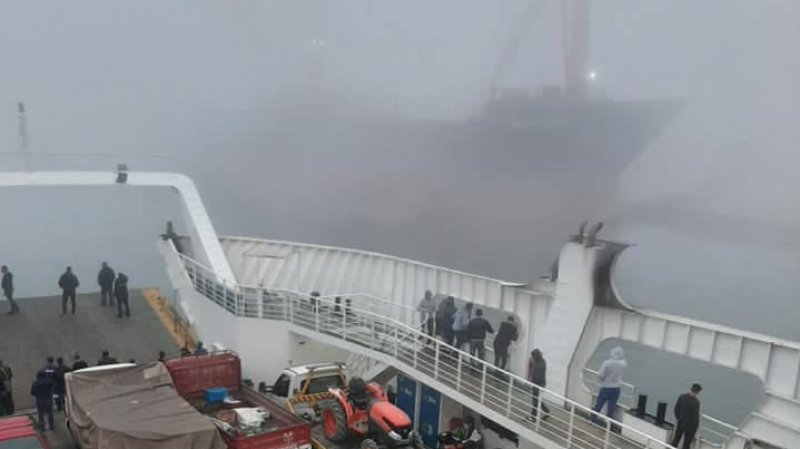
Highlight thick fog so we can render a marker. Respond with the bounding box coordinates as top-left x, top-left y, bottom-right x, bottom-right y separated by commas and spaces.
0, 1, 798, 339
